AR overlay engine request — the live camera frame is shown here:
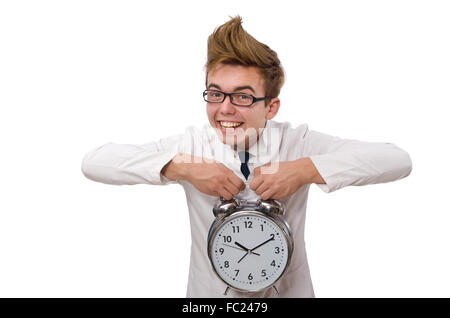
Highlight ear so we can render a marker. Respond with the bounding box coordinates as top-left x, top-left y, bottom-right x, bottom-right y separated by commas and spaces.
265, 97, 280, 120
